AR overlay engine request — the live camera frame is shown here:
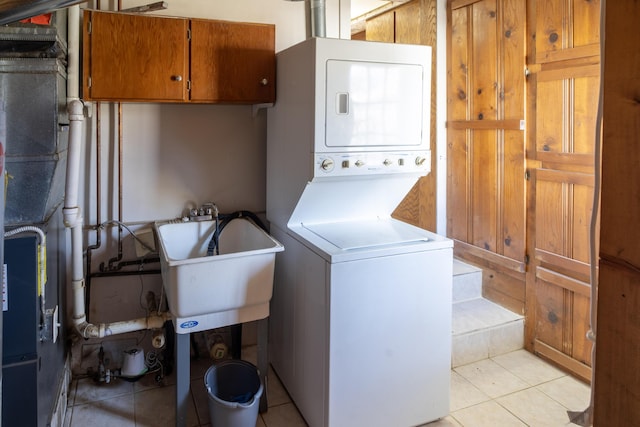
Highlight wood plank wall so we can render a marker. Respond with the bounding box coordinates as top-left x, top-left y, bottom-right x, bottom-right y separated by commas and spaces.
363, 0, 439, 233
594, 0, 640, 423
